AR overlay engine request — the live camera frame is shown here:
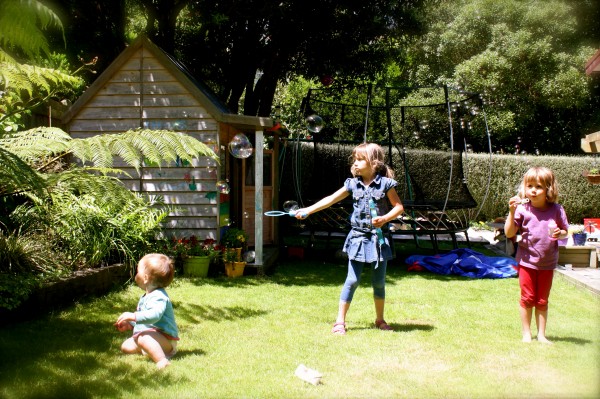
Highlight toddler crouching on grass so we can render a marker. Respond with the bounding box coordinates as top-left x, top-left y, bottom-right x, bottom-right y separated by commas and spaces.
115, 253, 179, 369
